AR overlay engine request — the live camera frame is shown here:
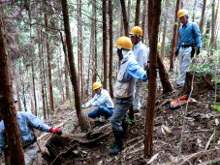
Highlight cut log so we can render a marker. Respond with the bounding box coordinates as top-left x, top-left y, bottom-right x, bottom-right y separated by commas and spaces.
180, 72, 213, 98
